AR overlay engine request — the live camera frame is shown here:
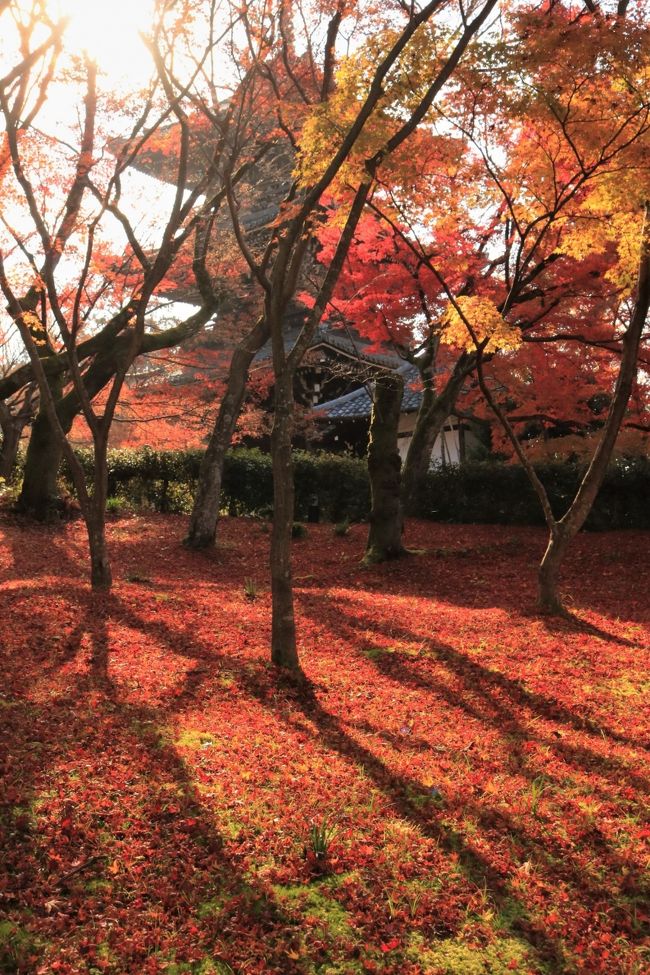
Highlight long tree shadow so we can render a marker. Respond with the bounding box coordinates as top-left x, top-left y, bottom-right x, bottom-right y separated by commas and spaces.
0, 595, 314, 974
3, 513, 648, 974
279, 681, 574, 972
288, 520, 650, 627
270, 673, 649, 970
290, 595, 649, 938
64, 590, 647, 972
299, 588, 649, 753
